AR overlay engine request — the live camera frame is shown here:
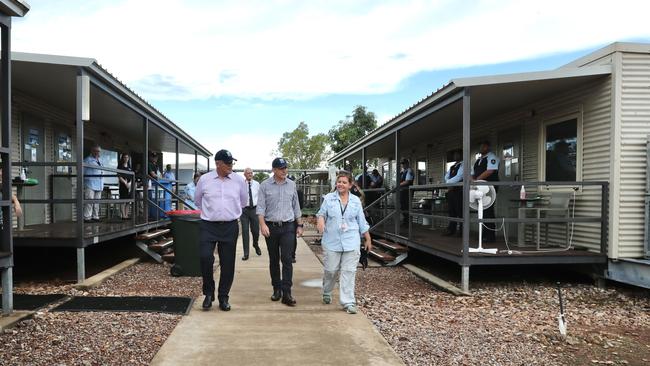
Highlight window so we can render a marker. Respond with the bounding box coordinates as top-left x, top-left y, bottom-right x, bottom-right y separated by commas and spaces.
416, 160, 427, 185
544, 118, 578, 182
